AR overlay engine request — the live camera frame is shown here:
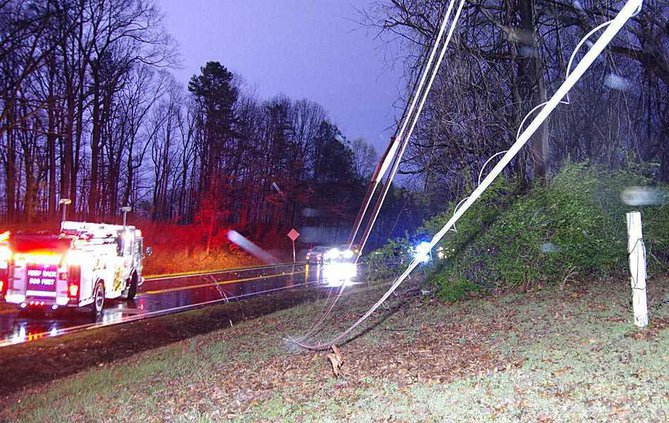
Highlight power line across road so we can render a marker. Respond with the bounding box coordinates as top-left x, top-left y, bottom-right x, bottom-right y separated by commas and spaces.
0, 262, 314, 348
